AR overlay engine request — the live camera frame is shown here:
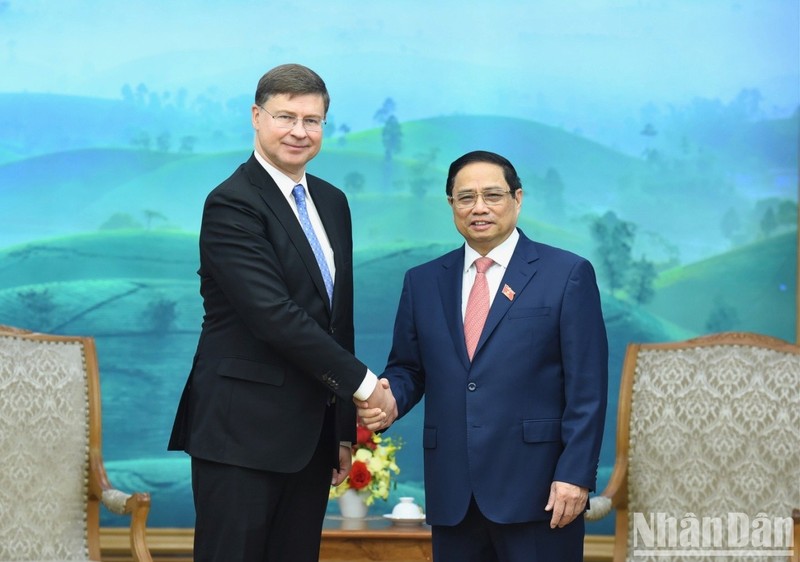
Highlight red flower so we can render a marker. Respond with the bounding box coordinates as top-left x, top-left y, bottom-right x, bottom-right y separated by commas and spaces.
349, 461, 372, 490
356, 425, 377, 450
